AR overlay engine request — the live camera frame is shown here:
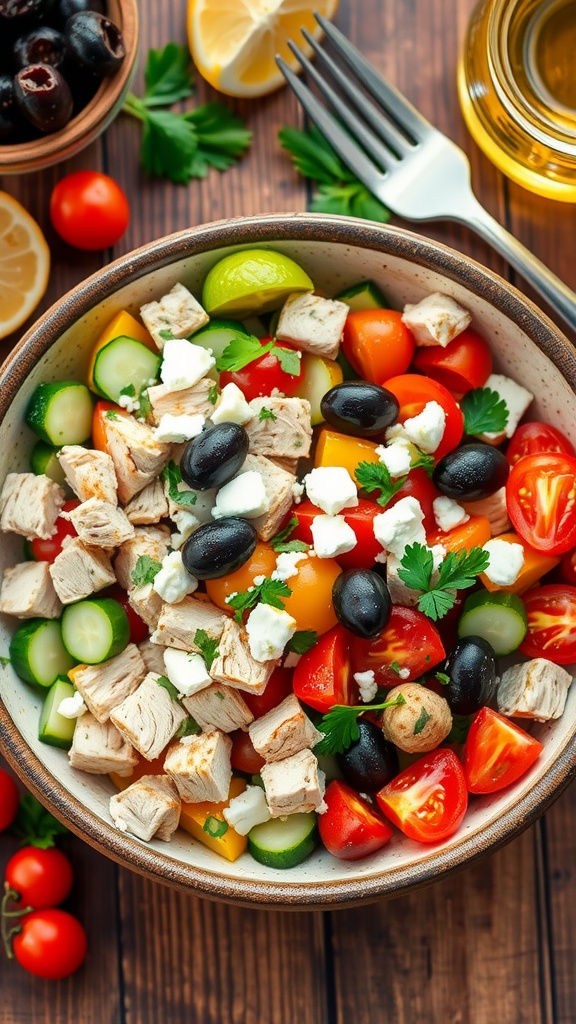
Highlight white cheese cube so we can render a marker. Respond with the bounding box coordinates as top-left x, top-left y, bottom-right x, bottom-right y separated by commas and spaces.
153, 413, 205, 443
433, 495, 470, 533
160, 338, 215, 392
401, 292, 472, 347
354, 670, 378, 703
163, 647, 212, 697
482, 374, 534, 440
212, 471, 270, 520
390, 401, 446, 454
482, 538, 525, 586
211, 382, 254, 425
223, 784, 271, 836
373, 496, 426, 559
245, 603, 297, 662
170, 509, 199, 549
153, 551, 198, 604
272, 551, 308, 581
311, 514, 357, 558
304, 466, 358, 516
375, 442, 412, 478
